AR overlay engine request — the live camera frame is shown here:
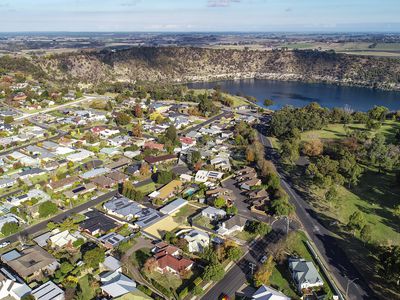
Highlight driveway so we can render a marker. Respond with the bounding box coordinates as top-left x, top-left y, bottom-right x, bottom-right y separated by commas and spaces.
222, 178, 272, 224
